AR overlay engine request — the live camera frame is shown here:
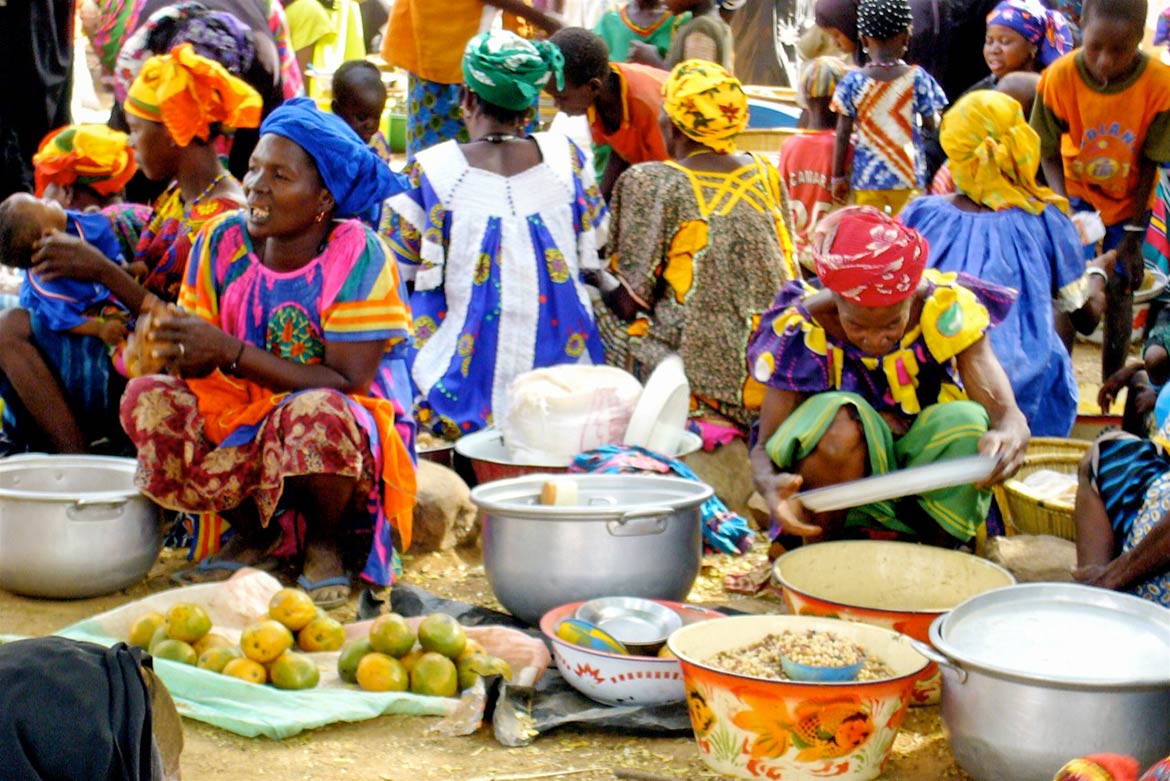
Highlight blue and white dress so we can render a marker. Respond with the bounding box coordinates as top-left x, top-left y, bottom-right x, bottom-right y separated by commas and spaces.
385, 132, 609, 438
900, 196, 1087, 437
